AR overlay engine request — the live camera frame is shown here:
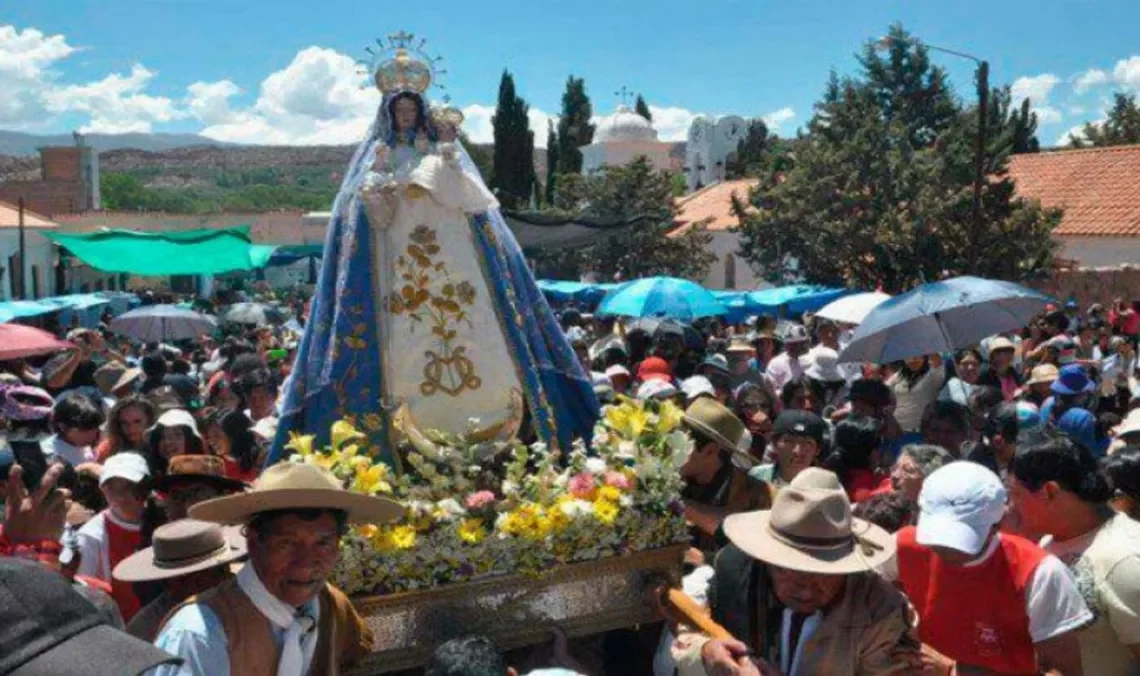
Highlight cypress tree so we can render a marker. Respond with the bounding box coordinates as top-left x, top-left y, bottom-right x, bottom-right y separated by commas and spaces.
491, 70, 536, 209
556, 76, 594, 174
634, 94, 652, 121
544, 120, 559, 206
